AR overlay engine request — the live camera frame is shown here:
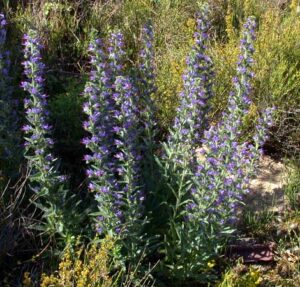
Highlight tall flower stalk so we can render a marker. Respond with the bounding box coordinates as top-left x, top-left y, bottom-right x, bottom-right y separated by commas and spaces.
139, 23, 157, 147
84, 32, 145, 242
108, 31, 147, 263
154, 5, 216, 277
114, 75, 145, 260
168, 4, 214, 154
114, 75, 142, 214
193, 17, 261, 224
21, 30, 72, 239
82, 37, 118, 234
137, 23, 159, 214
83, 35, 115, 235
21, 31, 54, 178
83, 31, 148, 267
189, 17, 274, 246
